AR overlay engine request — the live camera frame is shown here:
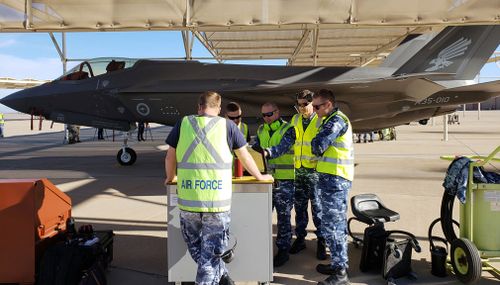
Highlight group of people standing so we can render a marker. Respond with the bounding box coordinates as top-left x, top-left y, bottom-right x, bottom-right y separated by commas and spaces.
164, 89, 354, 285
